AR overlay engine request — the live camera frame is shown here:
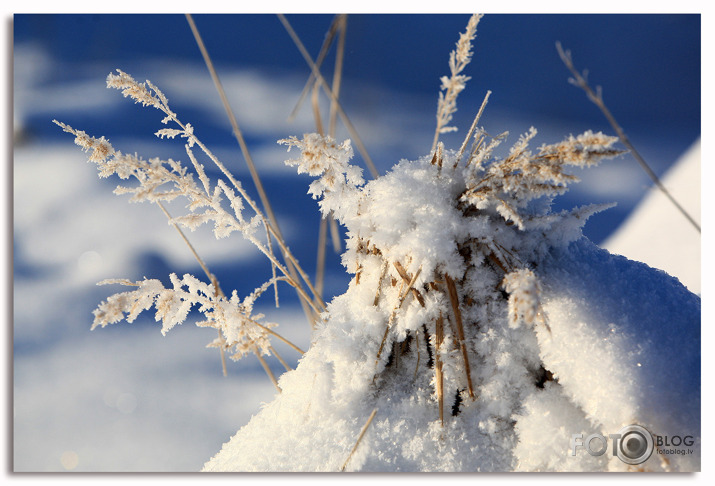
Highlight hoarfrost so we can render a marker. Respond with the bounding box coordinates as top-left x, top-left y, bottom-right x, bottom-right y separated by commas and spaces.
202, 131, 700, 472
